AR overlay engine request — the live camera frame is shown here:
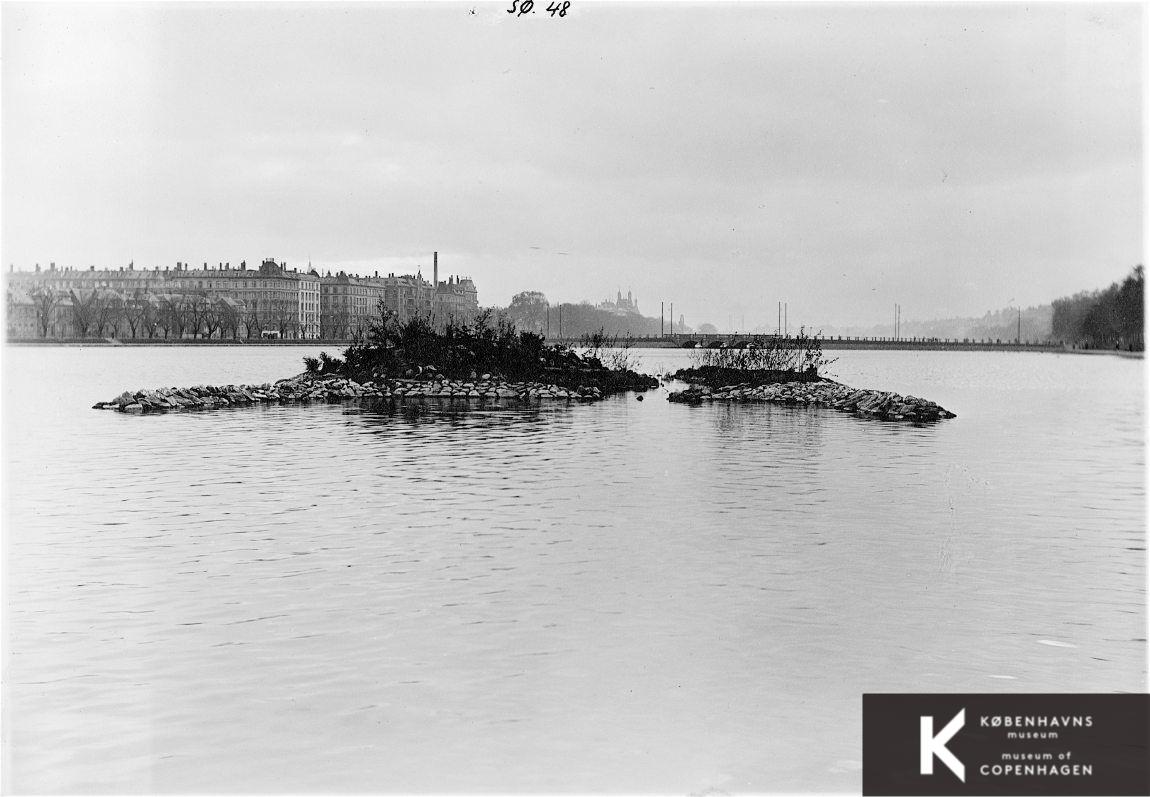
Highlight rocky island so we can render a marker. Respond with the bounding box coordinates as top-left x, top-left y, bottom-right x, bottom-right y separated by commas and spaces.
663, 333, 957, 423
92, 314, 954, 423
93, 312, 658, 413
